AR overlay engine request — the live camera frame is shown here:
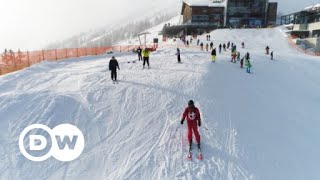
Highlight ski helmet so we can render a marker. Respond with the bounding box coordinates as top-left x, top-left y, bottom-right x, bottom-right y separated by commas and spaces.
188, 100, 194, 107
